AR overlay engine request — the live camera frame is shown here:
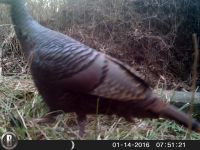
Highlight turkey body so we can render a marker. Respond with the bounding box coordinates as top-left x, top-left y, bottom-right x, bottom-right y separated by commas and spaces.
31, 29, 155, 119
1, 0, 200, 134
